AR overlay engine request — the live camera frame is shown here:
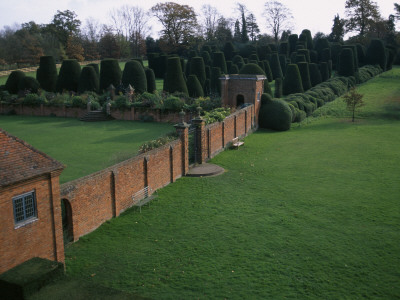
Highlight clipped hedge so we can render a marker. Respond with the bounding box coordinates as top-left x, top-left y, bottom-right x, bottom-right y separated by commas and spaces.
338, 48, 355, 77
187, 75, 204, 98
366, 39, 387, 71
145, 68, 157, 93
36, 56, 57, 92
259, 95, 292, 131
56, 59, 81, 93
99, 59, 121, 91
122, 60, 147, 94
282, 64, 304, 96
78, 66, 99, 94
5, 71, 25, 94
164, 57, 188, 95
